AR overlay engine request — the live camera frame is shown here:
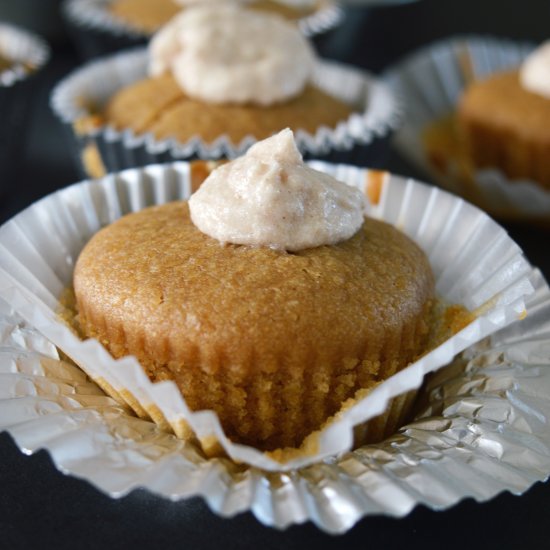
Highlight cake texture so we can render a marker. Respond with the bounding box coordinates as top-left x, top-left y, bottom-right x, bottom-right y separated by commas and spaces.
102, 74, 354, 145
458, 69, 550, 188
73, 201, 435, 450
